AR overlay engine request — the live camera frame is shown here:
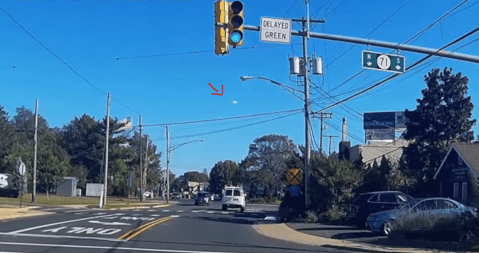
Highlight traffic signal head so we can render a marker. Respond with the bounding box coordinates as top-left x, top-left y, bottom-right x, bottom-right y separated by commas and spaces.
228, 1, 244, 47
214, 0, 229, 55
